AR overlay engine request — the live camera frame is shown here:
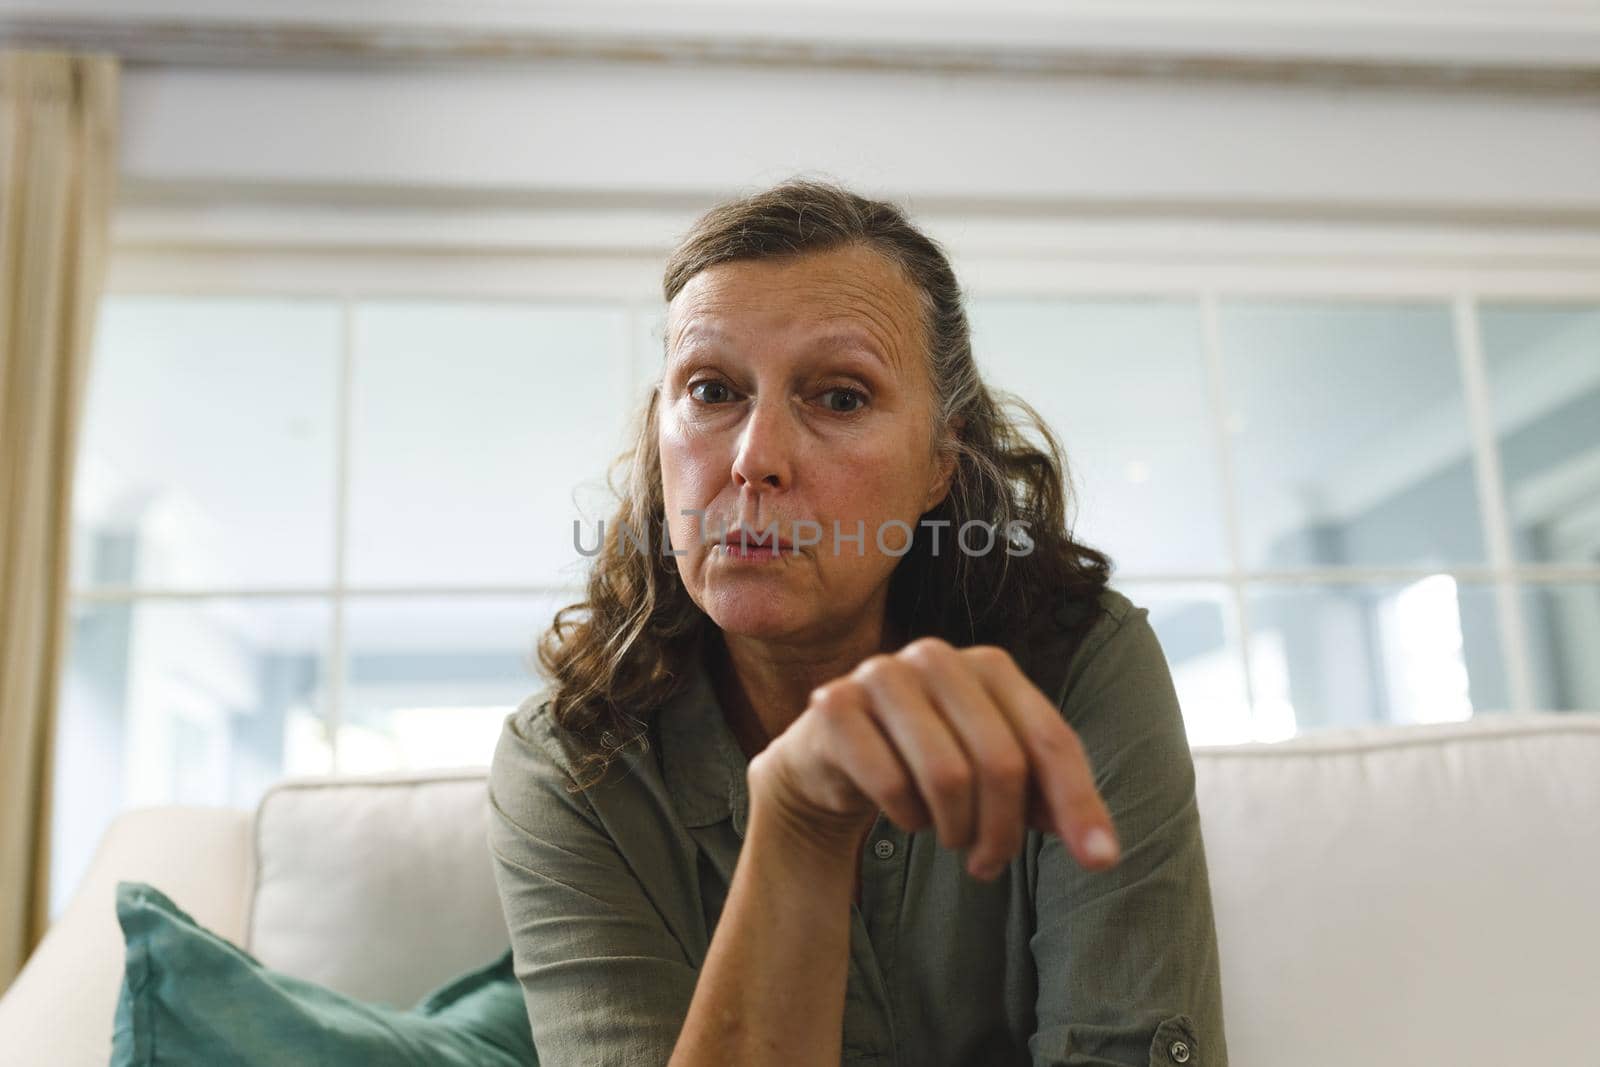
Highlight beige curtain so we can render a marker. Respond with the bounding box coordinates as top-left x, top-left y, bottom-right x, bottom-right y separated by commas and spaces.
0, 50, 118, 996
